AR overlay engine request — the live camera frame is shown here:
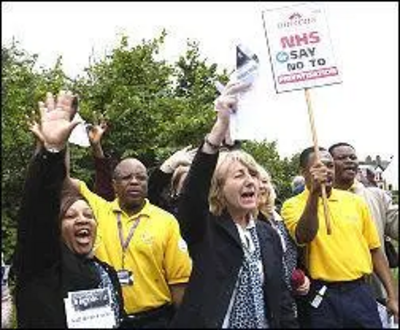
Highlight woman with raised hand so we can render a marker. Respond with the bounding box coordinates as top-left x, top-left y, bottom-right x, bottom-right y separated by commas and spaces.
148, 146, 196, 215
170, 82, 298, 328
14, 91, 124, 328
